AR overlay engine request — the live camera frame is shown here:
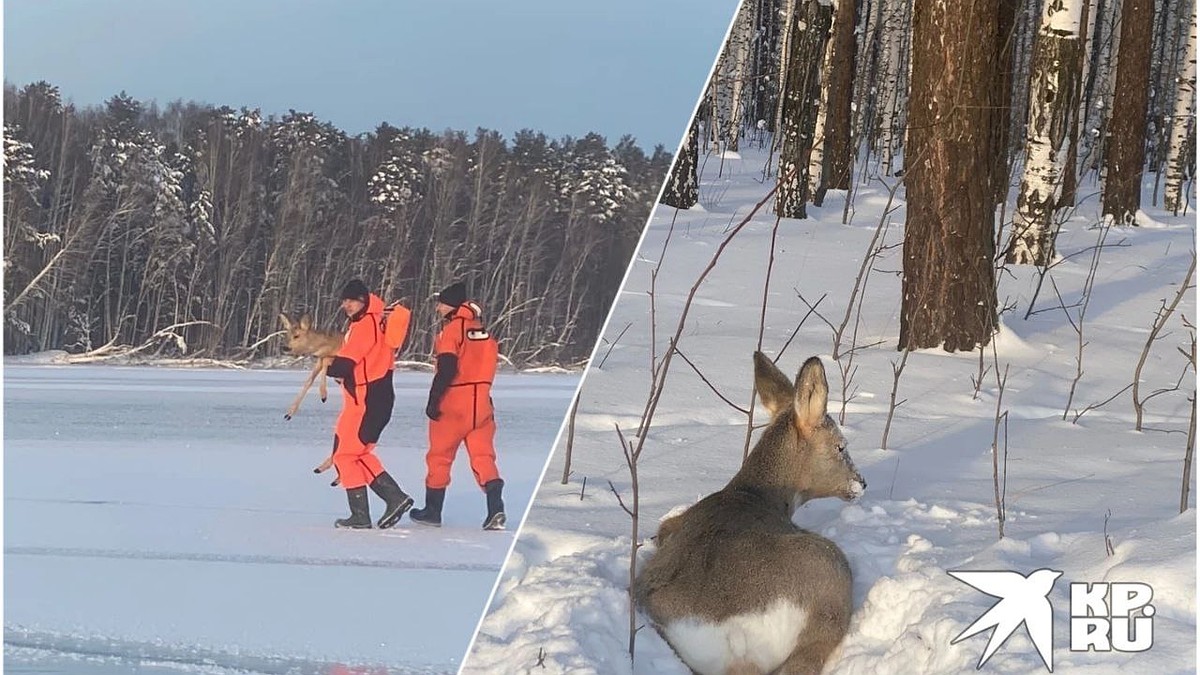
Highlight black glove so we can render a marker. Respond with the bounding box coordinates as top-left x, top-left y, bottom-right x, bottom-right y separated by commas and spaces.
326, 356, 355, 381
425, 353, 458, 421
